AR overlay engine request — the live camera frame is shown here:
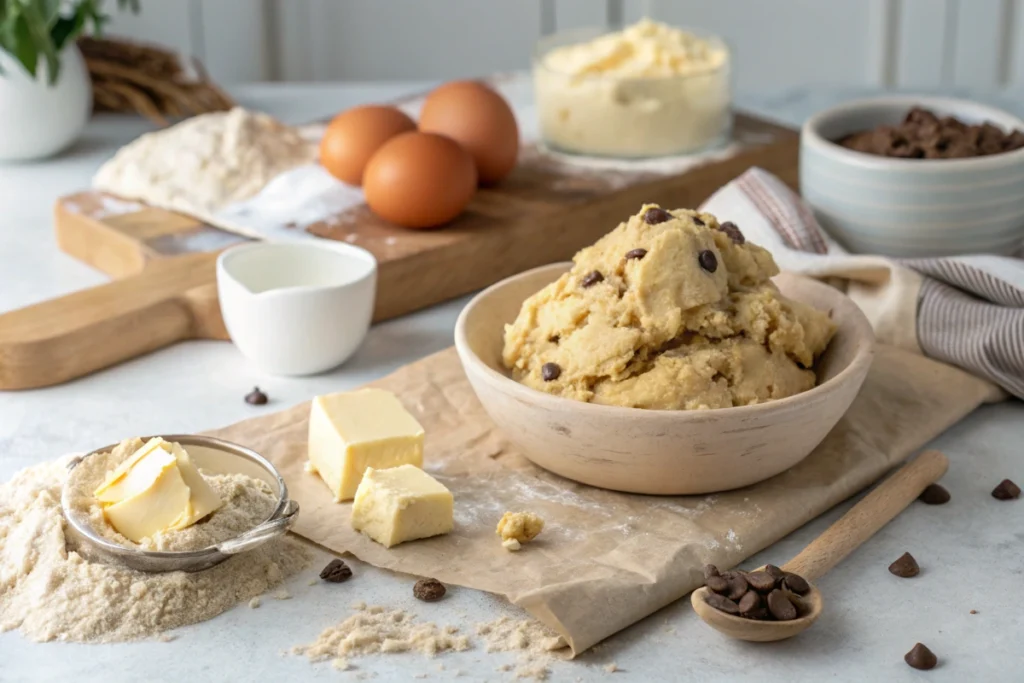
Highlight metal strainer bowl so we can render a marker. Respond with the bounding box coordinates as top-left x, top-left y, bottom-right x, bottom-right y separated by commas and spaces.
61, 434, 299, 573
